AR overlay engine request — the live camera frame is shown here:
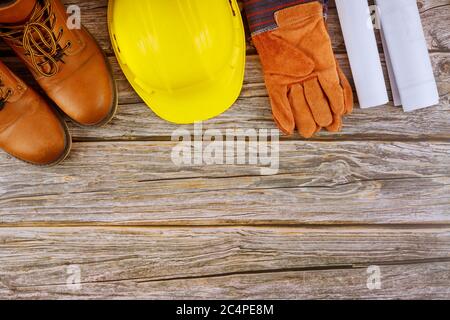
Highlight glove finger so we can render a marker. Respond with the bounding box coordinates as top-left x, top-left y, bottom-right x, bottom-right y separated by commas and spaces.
318, 72, 345, 116
304, 78, 333, 127
289, 84, 318, 139
336, 64, 354, 115
266, 81, 295, 135
326, 114, 343, 132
